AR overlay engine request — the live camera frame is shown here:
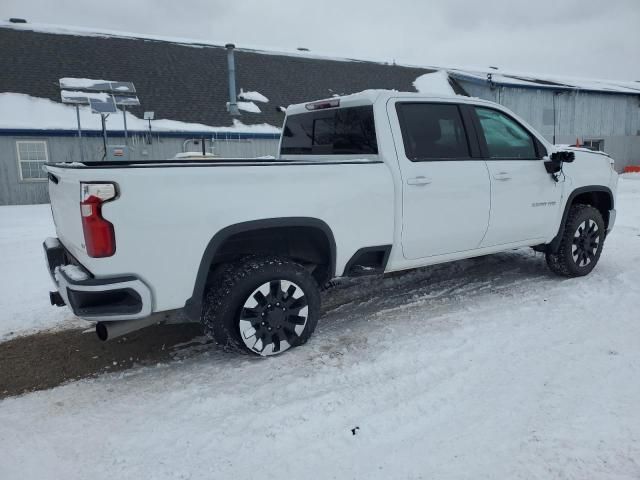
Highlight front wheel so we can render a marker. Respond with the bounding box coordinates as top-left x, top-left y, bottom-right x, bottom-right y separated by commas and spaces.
546, 204, 605, 277
202, 256, 321, 356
